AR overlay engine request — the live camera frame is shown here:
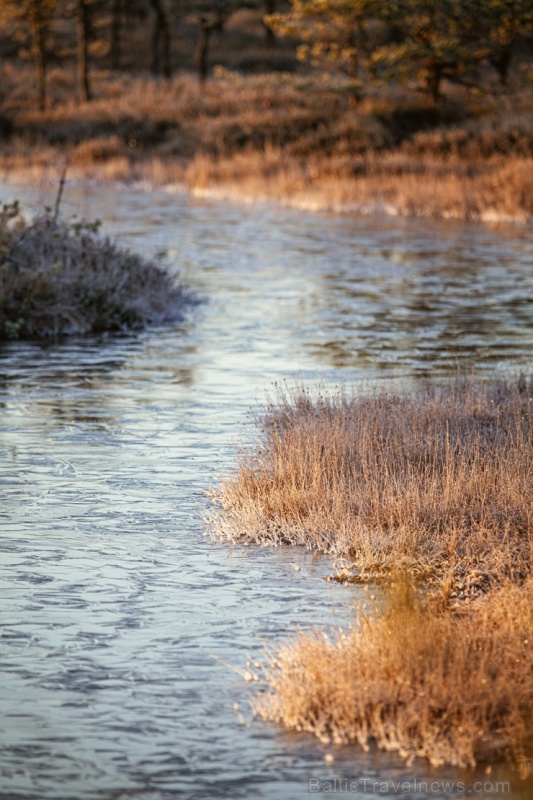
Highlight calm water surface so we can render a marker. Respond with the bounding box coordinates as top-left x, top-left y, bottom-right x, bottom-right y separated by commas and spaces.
1, 181, 532, 800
